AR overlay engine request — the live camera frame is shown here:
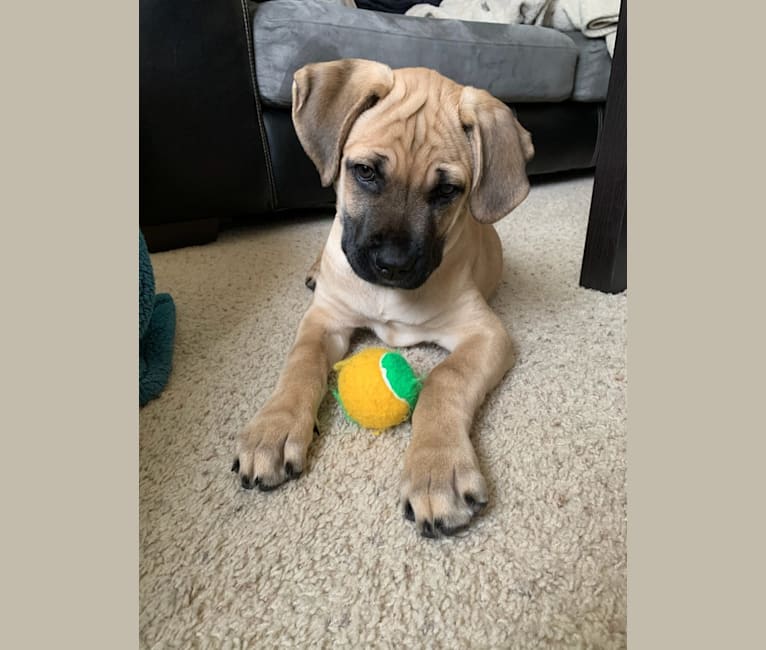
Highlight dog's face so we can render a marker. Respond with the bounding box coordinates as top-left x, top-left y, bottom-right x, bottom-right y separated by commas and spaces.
292, 60, 534, 290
